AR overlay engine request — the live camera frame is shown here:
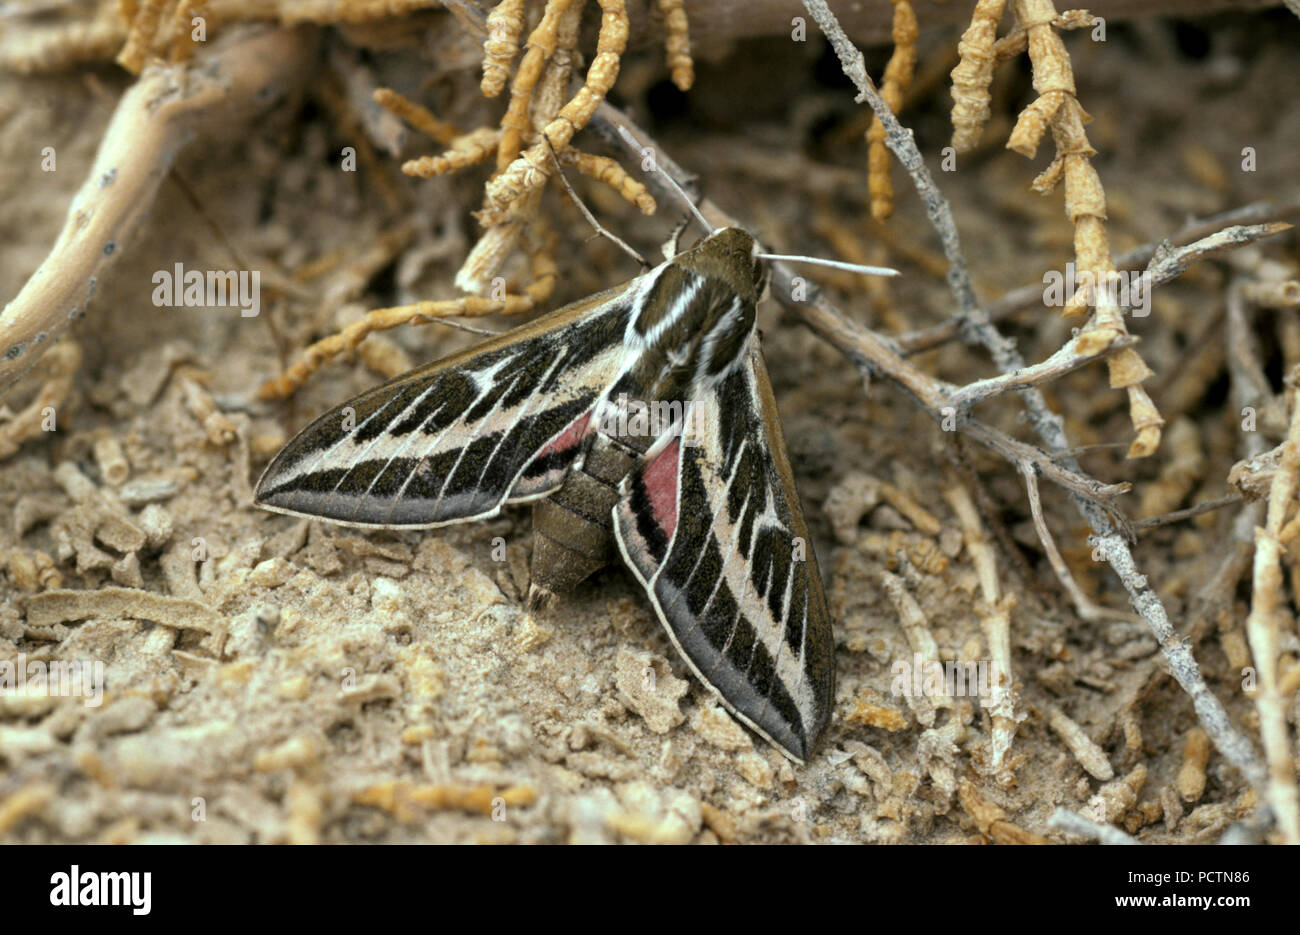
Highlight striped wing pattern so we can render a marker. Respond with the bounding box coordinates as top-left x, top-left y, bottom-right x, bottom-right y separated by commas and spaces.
256, 227, 838, 764
255, 285, 634, 528
612, 343, 835, 762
